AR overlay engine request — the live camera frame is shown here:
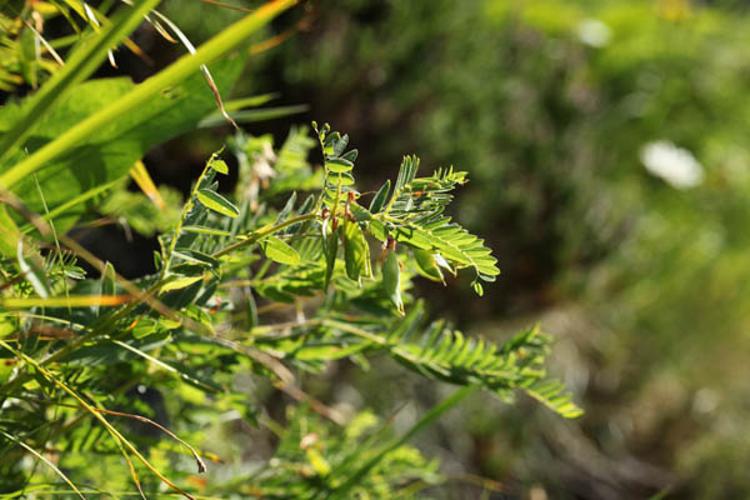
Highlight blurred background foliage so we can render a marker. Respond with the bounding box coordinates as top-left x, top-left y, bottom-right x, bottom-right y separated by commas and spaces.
6, 0, 750, 497
241, 0, 750, 496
